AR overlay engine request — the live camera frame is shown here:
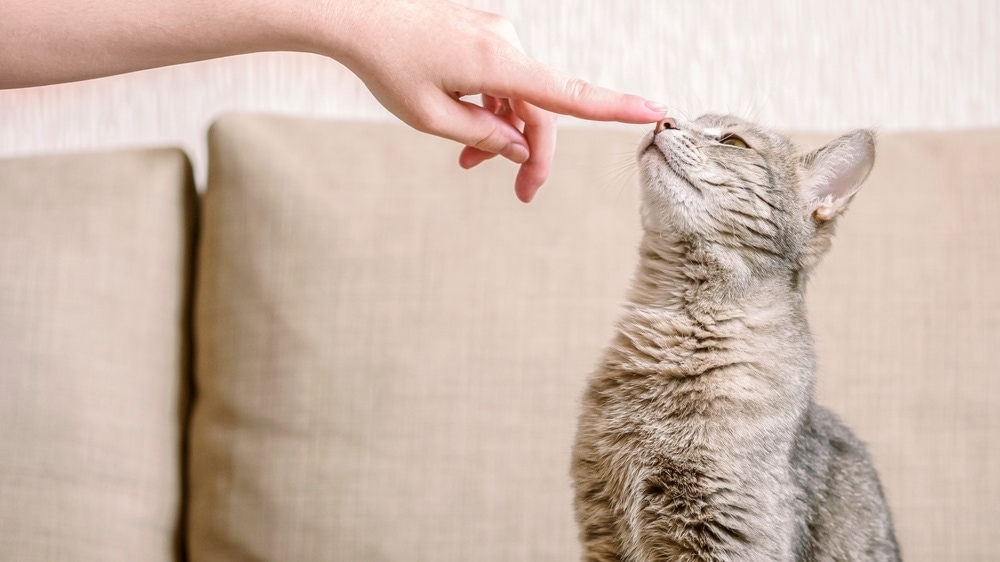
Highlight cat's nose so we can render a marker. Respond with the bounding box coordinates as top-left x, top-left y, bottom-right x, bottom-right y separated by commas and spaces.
654, 118, 678, 134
